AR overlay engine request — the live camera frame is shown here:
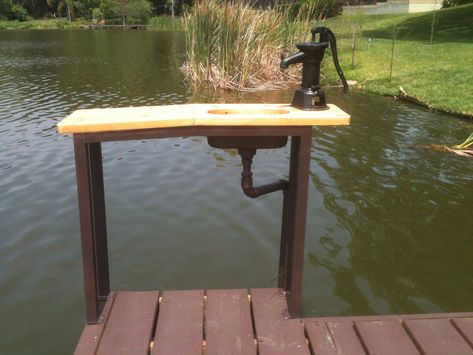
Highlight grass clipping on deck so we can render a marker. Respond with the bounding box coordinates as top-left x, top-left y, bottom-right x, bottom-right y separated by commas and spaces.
183, 0, 308, 91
